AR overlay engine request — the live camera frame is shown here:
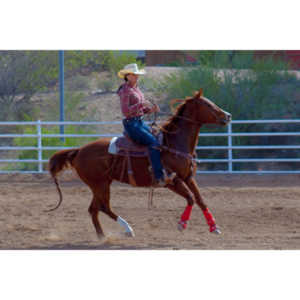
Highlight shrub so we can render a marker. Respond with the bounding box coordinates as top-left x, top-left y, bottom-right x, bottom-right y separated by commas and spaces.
138, 77, 158, 91
156, 52, 300, 171
97, 77, 118, 92
65, 74, 91, 91
44, 91, 98, 122
105, 51, 144, 75
0, 51, 59, 121
96, 51, 144, 92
